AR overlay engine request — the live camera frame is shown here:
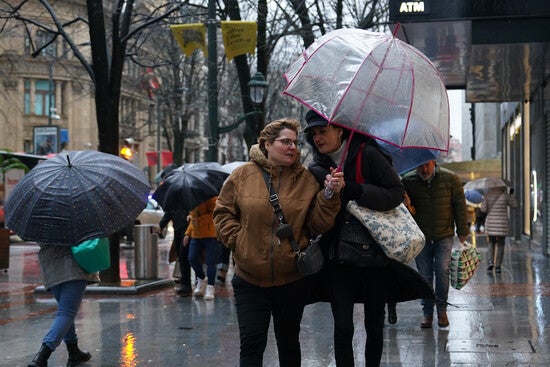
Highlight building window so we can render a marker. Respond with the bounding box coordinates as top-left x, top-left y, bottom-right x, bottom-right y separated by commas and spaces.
36, 30, 57, 57
35, 80, 54, 116
25, 79, 55, 116
24, 79, 31, 114
24, 31, 57, 56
